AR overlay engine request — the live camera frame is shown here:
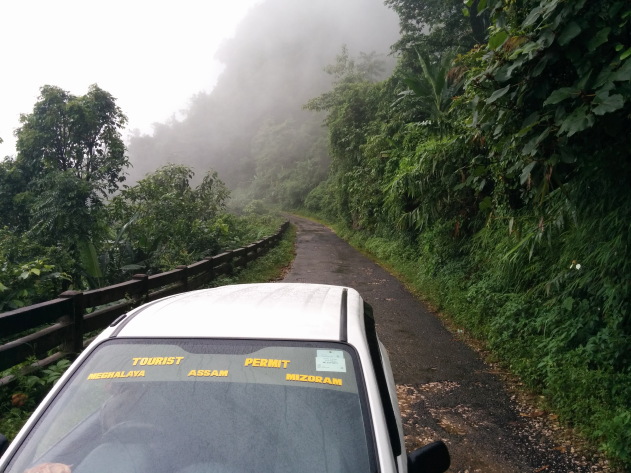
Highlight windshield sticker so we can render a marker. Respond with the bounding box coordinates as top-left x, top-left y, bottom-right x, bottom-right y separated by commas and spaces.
87, 370, 145, 380
244, 358, 291, 369
315, 350, 347, 372
187, 369, 229, 377
131, 356, 184, 366
285, 373, 342, 386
